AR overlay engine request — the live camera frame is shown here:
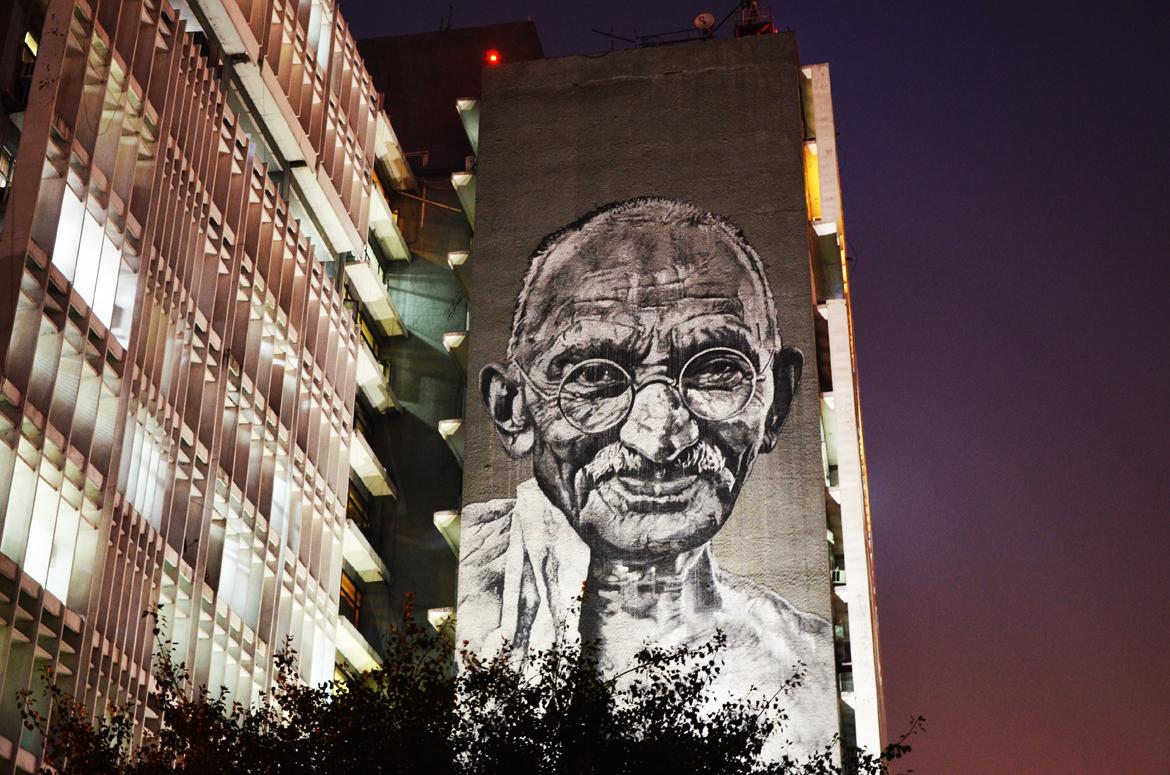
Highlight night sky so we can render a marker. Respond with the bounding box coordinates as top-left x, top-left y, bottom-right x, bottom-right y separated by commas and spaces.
341, 2, 1170, 772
